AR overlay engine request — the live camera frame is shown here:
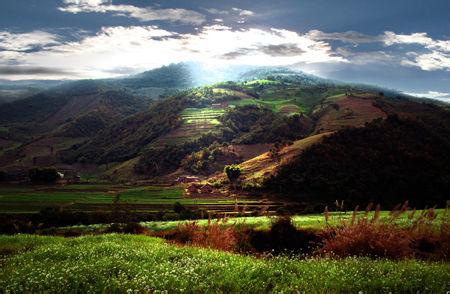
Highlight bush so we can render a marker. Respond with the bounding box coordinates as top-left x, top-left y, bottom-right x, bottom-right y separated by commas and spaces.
248, 216, 318, 254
